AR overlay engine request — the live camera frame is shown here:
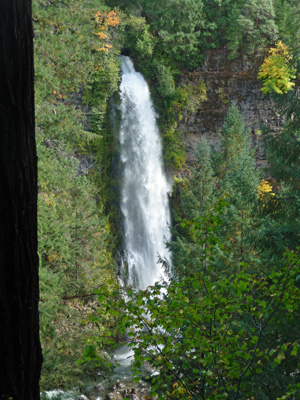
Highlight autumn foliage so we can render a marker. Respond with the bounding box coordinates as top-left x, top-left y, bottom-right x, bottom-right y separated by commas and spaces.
94, 10, 120, 53
257, 179, 274, 200
258, 41, 296, 95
